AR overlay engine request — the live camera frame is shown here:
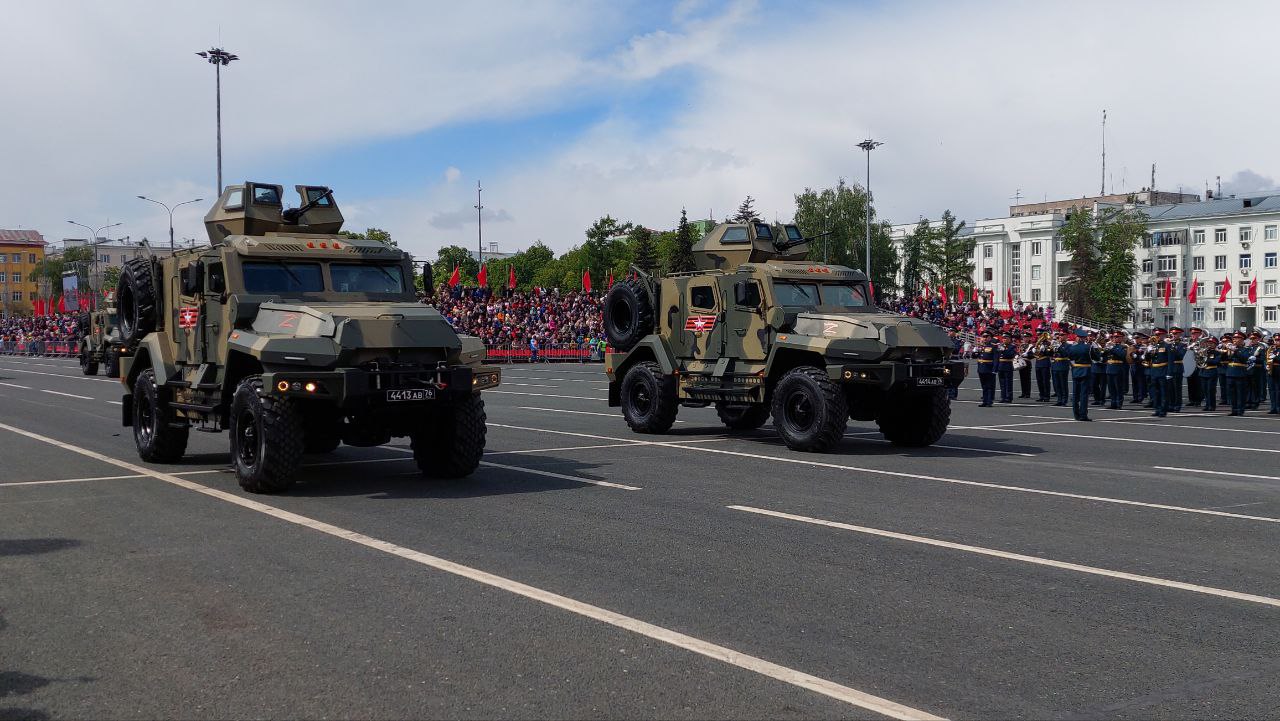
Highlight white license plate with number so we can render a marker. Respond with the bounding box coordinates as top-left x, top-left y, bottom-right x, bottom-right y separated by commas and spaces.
387, 388, 435, 402
915, 377, 943, 386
